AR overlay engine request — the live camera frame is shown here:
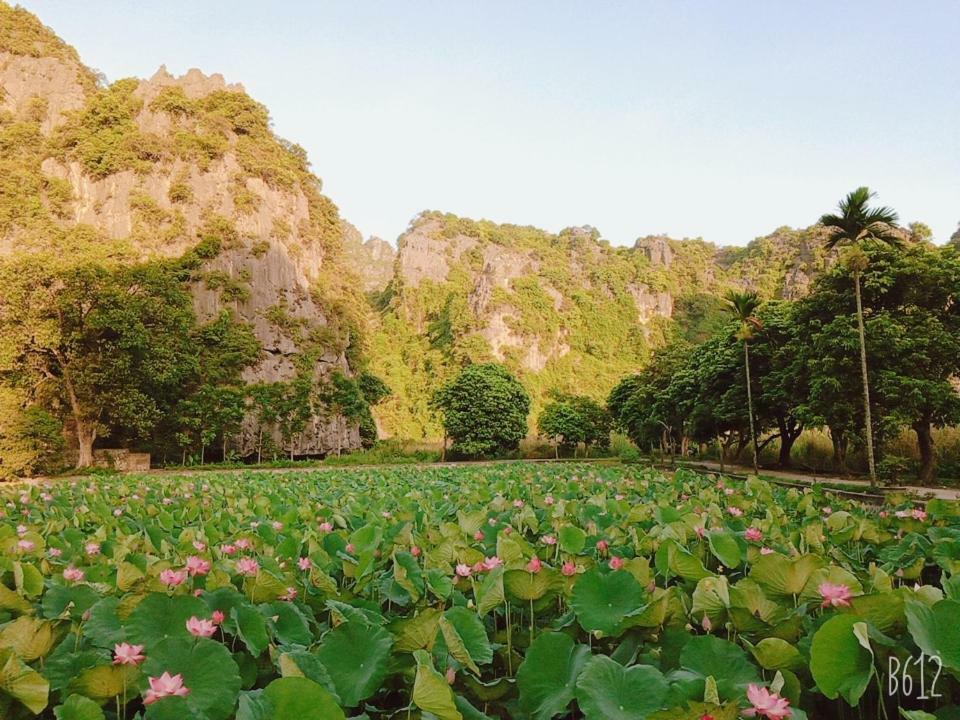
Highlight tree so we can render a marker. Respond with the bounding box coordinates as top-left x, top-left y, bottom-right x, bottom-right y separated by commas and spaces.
723, 290, 762, 474
0, 389, 65, 478
433, 363, 530, 458
819, 186, 901, 484
0, 257, 197, 467
538, 395, 610, 457
795, 243, 960, 483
